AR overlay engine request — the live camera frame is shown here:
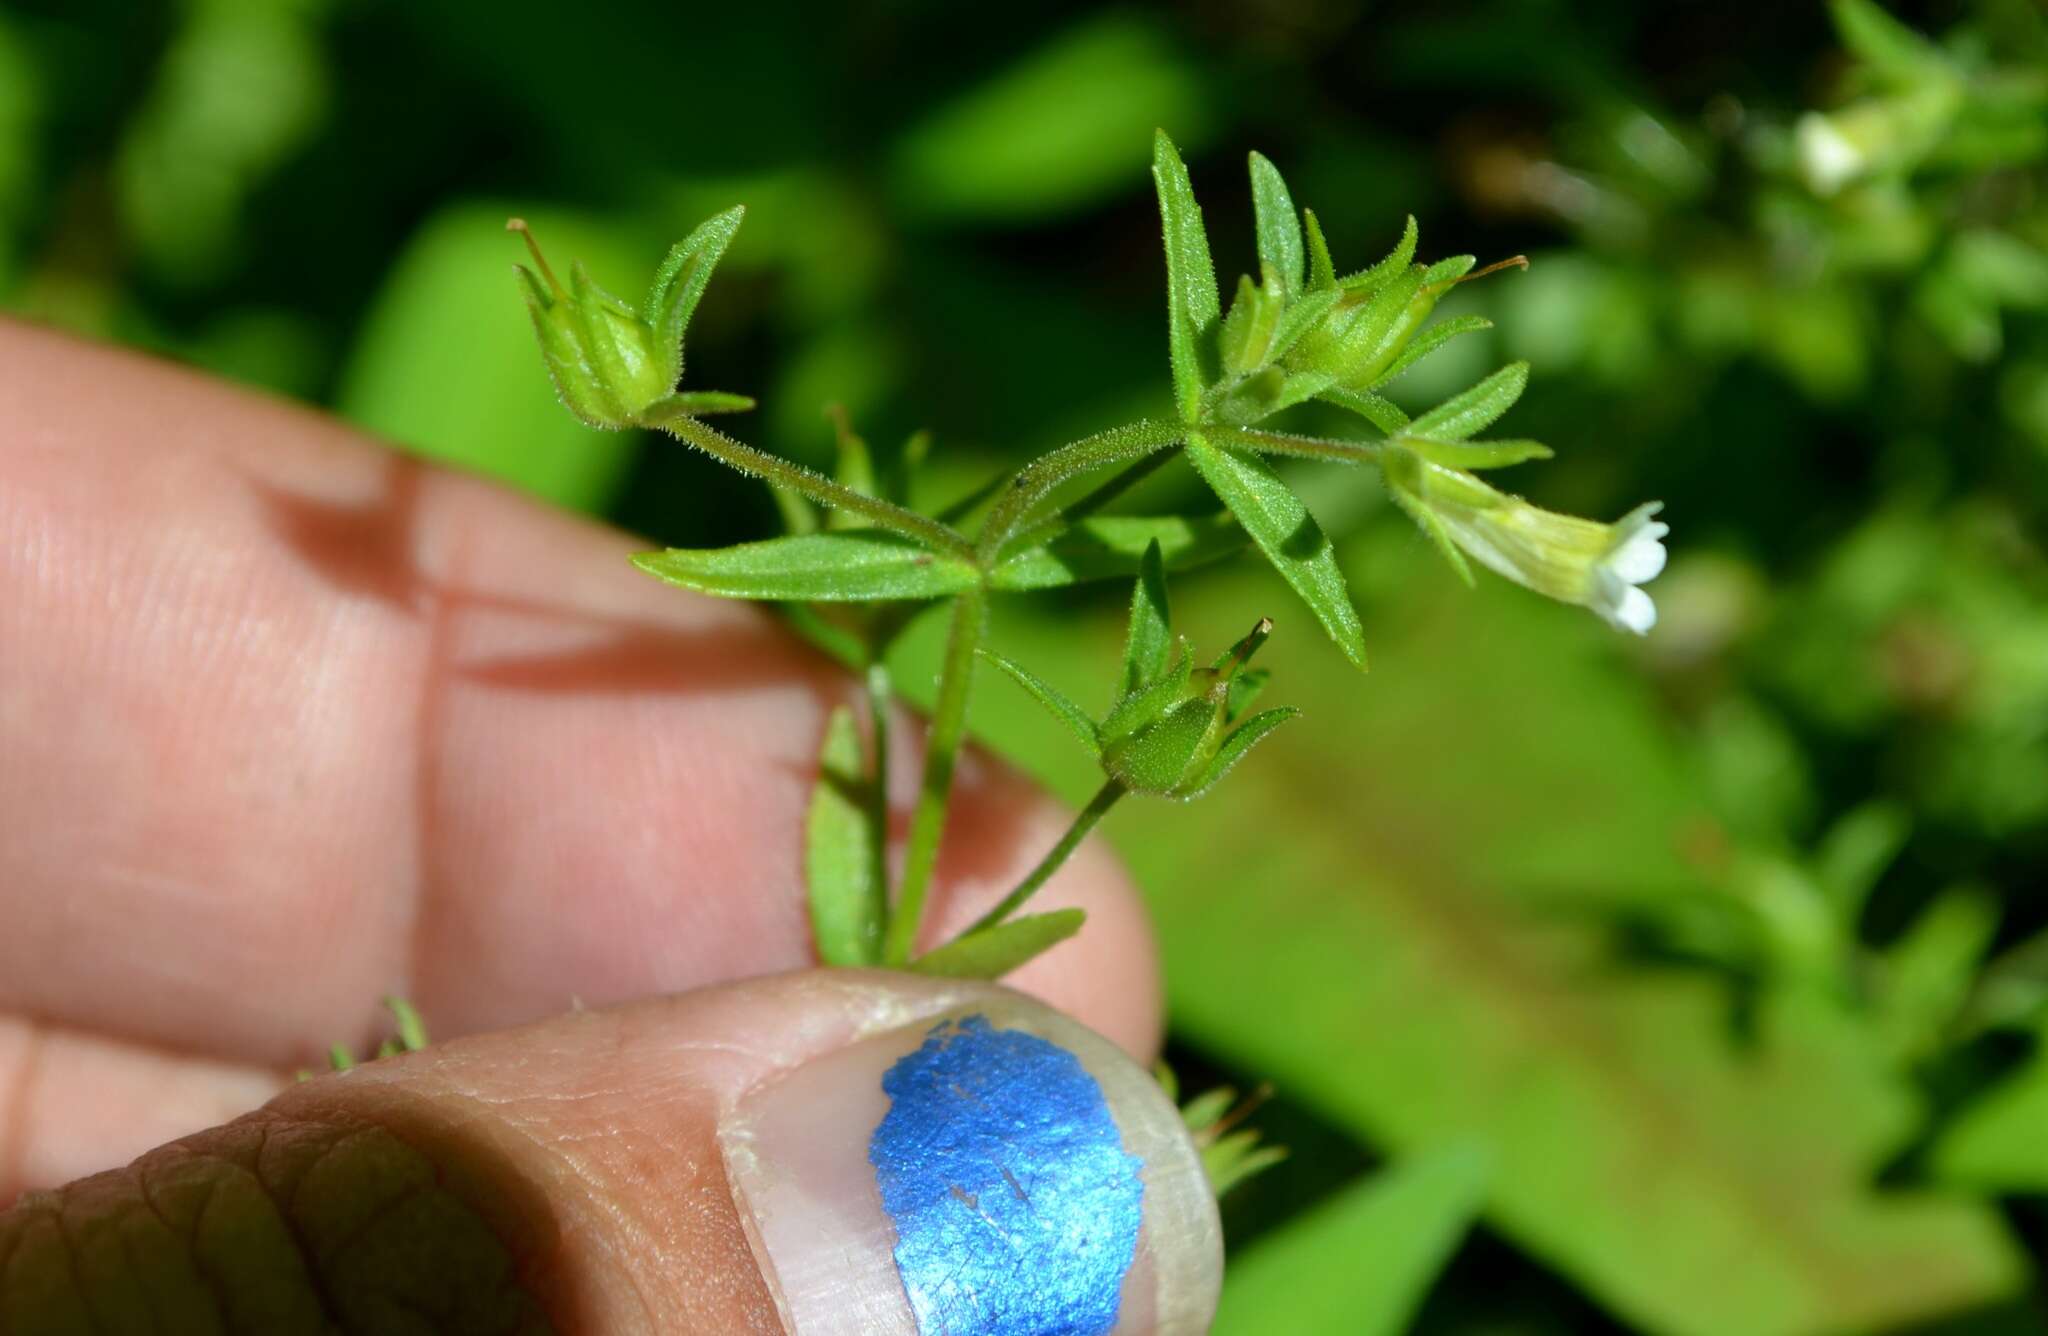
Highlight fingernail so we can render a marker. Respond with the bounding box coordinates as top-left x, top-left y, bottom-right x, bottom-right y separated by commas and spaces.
719, 994, 1220, 1335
